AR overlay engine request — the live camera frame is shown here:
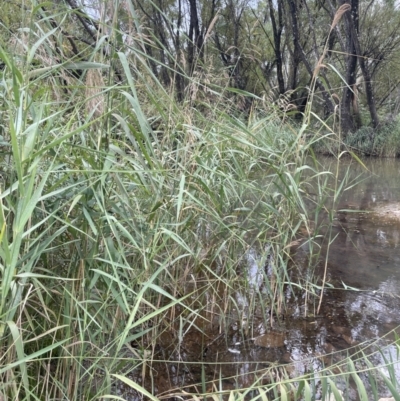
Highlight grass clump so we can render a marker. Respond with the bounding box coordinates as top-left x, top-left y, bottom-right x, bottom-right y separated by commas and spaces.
344, 119, 400, 157
0, 46, 318, 399
312, 117, 400, 157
